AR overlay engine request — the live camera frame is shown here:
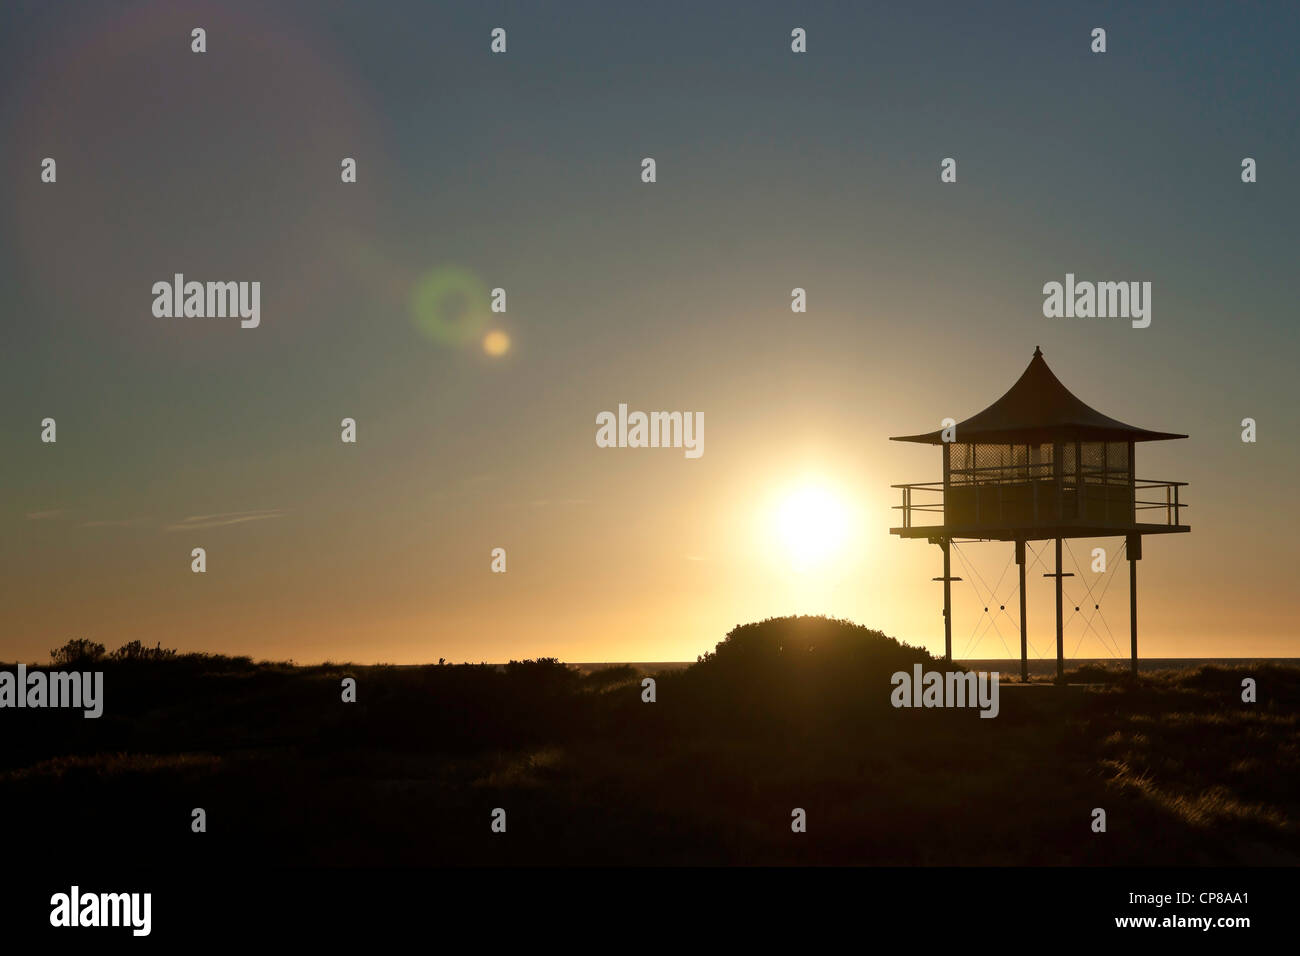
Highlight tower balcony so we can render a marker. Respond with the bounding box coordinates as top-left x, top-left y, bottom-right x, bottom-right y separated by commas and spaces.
890, 469, 1188, 541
